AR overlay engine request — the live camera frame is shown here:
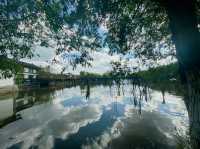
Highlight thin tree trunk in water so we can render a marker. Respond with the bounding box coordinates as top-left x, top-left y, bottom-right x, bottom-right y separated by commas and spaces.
164, 0, 200, 148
